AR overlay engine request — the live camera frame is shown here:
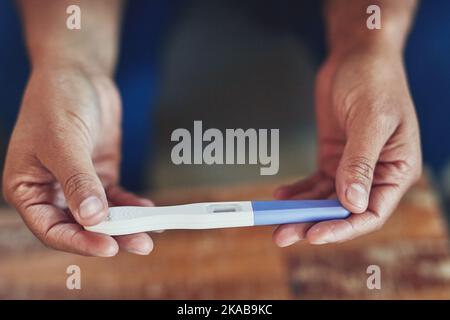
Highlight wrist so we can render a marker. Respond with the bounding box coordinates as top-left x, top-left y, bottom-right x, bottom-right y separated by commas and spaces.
329, 29, 404, 61
31, 53, 114, 80
326, 34, 405, 73
28, 37, 117, 78
325, 1, 416, 60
